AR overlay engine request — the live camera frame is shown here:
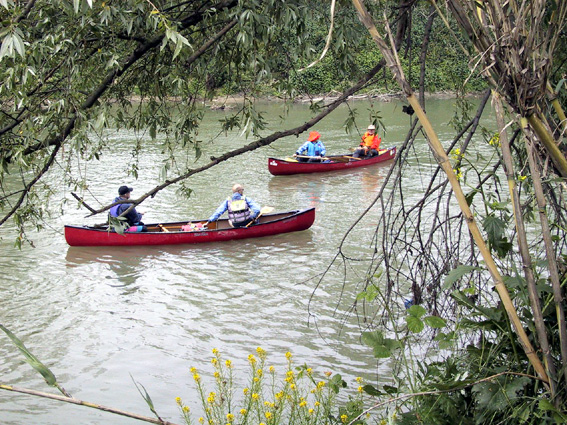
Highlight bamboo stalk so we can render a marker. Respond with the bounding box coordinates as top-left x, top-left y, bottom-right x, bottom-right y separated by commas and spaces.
525, 131, 567, 390
546, 81, 567, 134
527, 112, 567, 179
0, 384, 180, 425
350, 0, 550, 386
493, 92, 558, 396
